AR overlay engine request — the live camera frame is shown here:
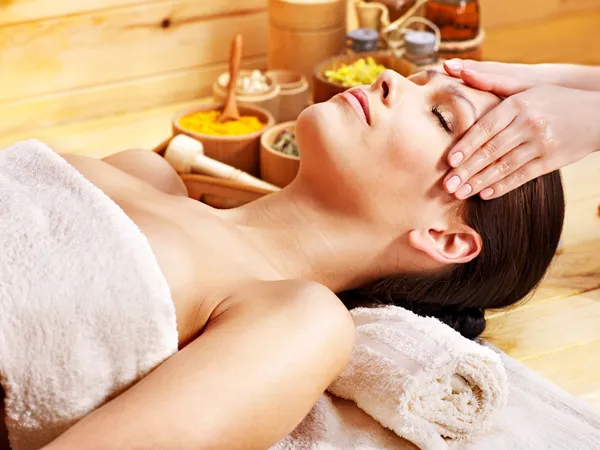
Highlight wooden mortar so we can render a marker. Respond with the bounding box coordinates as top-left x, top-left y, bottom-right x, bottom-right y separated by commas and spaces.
260, 120, 300, 188
173, 103, 276, 176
